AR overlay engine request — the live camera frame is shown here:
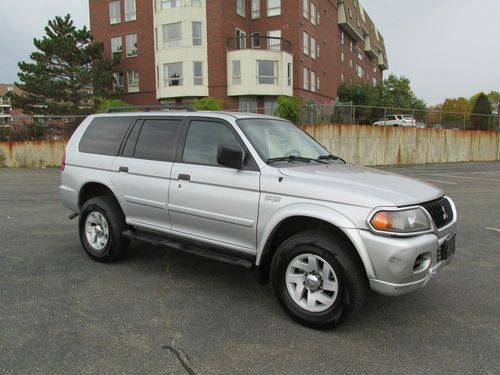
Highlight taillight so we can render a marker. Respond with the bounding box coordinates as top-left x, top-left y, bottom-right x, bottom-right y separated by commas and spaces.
61, 151, 66, 171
